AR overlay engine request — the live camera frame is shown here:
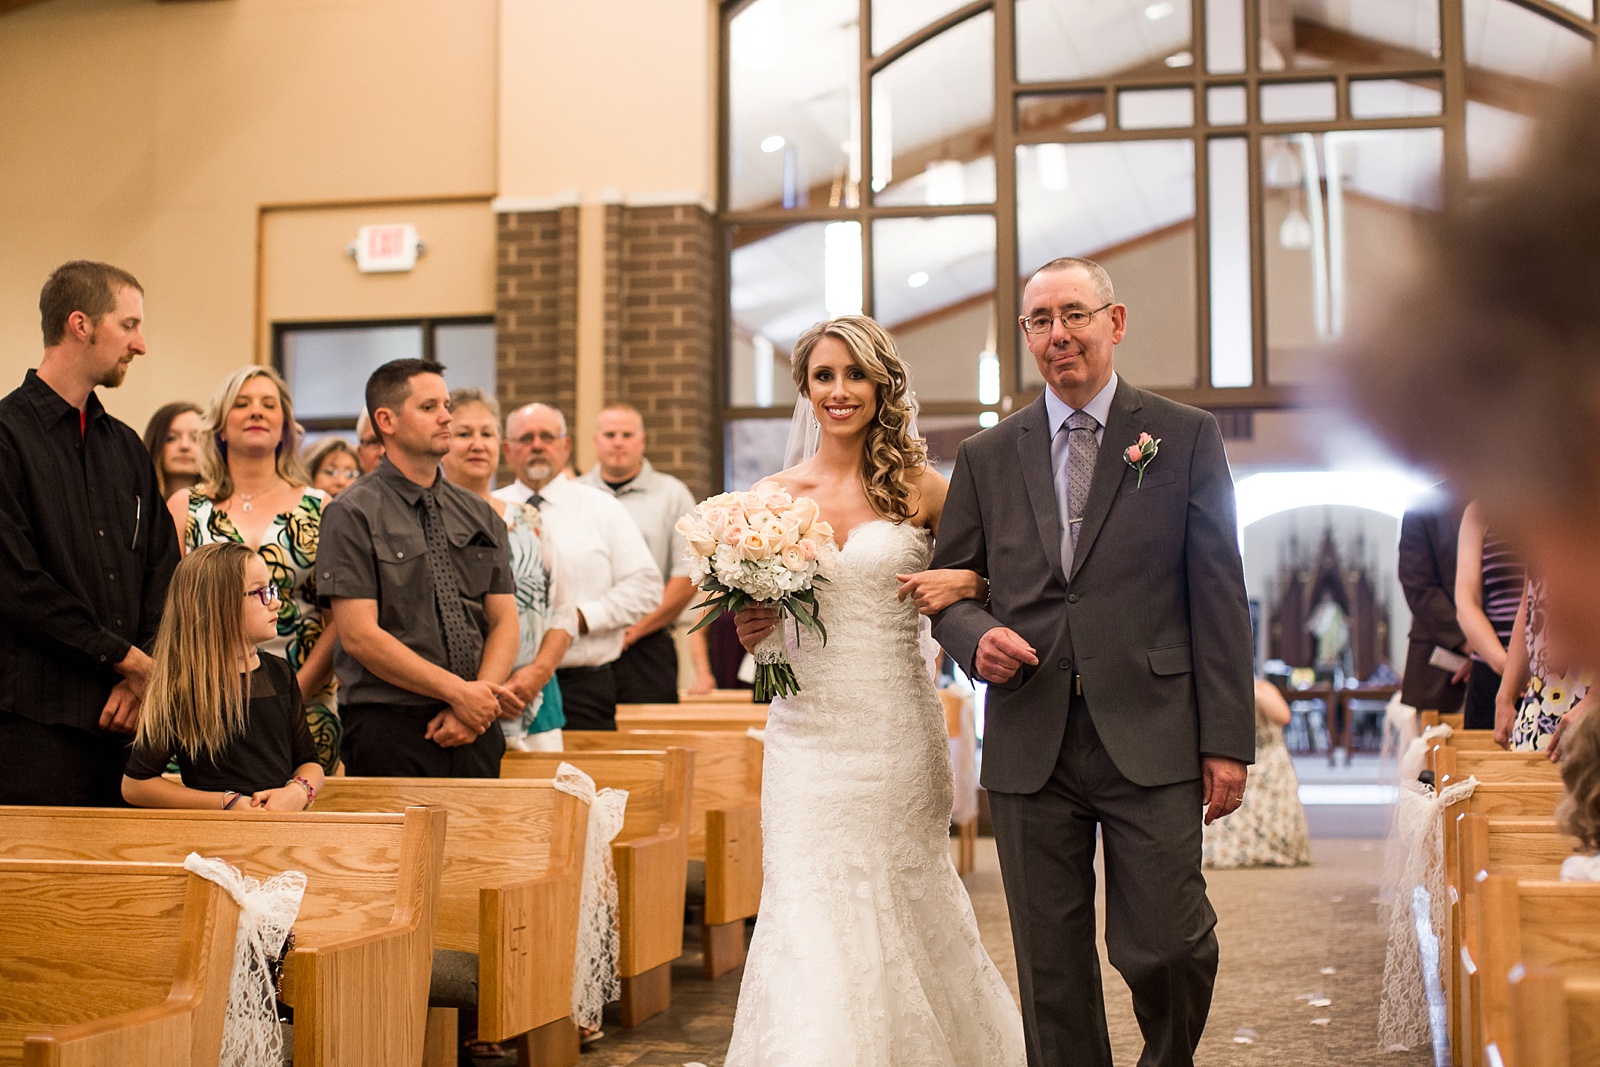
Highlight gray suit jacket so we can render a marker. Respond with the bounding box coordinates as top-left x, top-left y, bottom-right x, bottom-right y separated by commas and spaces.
931, 379, 1255, 792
